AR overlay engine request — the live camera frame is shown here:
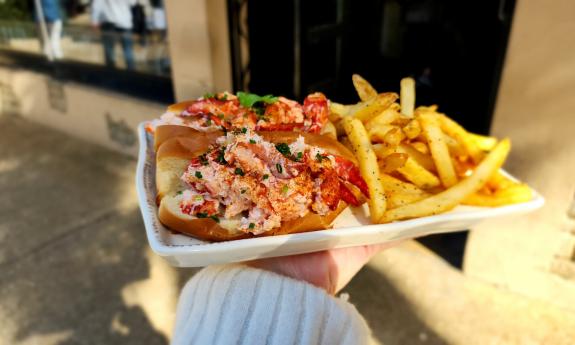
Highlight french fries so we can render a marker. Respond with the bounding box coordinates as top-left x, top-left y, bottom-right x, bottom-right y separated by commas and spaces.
352, 74, 378, 101
341, 117, 387, 222
463, 183, 533, 207
469, 132, 498, 152
379, 152, 408, 173
335, 75, 532, 223
354, 93, 398, 122
365, 108, 400, 131
400, 77, 415, 117
397, 157, 441, 189
403, 119, 421, 139
380, 139, 511, 222
437, 114, 485, 163
418, 113, 458, 188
